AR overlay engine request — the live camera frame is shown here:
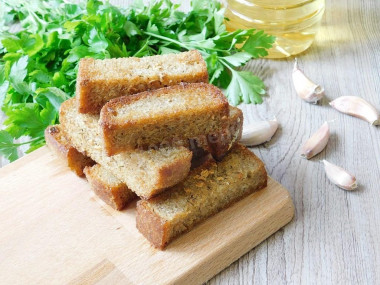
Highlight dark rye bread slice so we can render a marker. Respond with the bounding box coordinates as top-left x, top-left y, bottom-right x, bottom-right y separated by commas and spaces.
99, 83, 229, 155
136, 144, 268, 249
84, 164, 137, 210
59, 98, 193, 199
76, 50, 209, 114
45, 125, 95, 176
